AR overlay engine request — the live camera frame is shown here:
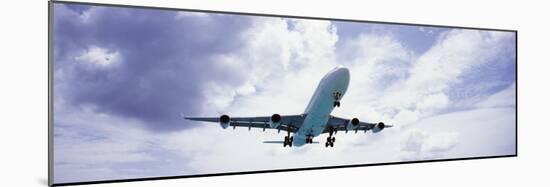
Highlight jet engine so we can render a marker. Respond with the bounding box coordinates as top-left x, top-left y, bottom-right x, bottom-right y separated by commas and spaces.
372, 122, 386, 133
219, 114, 230, 129
346, 118, 360, 130
270, 114, 282, 128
